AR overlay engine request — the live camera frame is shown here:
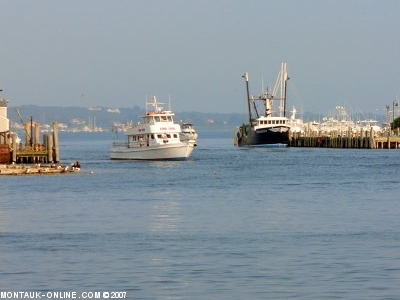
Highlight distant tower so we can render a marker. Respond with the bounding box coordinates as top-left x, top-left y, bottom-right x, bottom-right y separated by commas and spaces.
0, 97, 11, 163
